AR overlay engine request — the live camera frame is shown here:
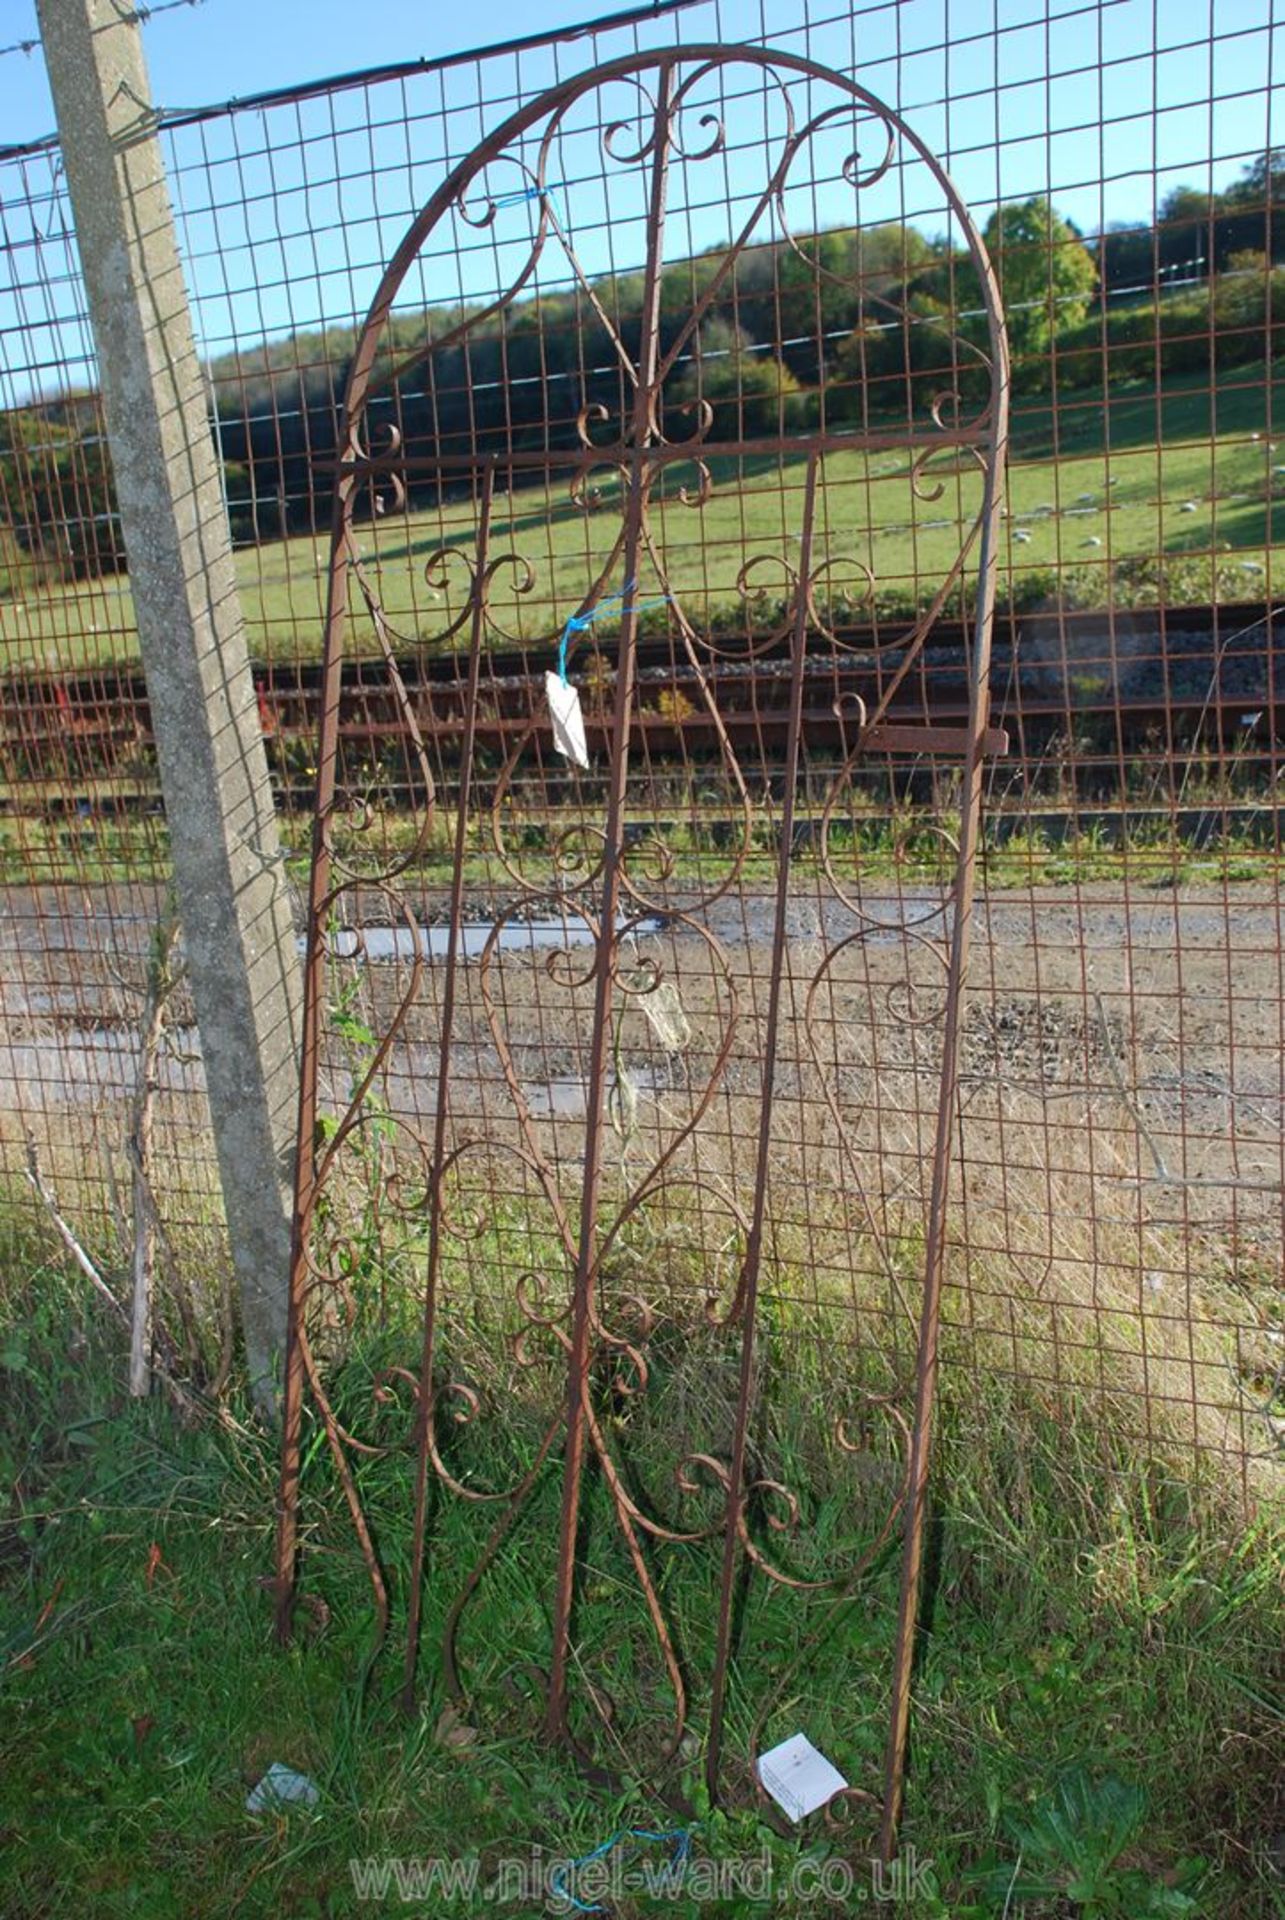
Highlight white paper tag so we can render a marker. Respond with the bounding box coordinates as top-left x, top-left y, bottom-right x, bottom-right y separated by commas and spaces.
756, 1733, 848, 1822
546, 671, 590, 769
